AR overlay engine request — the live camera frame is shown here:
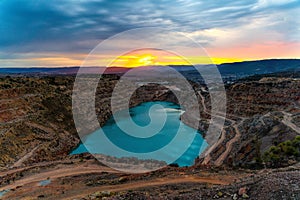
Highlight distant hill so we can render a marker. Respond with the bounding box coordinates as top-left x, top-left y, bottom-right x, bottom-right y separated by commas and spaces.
217, 59, 300, 77
0, 59, 299, 79
0, 67, 79, 75
0, 66, 129, 75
